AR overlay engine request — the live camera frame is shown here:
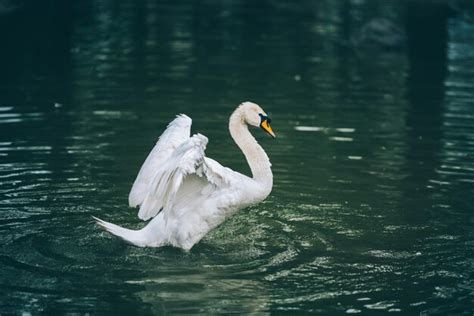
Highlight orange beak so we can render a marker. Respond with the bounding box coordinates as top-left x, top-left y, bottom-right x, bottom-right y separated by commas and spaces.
260, 119, 275, 138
